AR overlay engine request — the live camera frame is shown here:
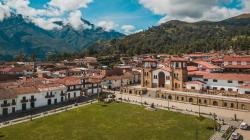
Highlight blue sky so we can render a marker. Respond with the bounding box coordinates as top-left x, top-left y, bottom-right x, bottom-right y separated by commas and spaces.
1, 0, 249, 34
